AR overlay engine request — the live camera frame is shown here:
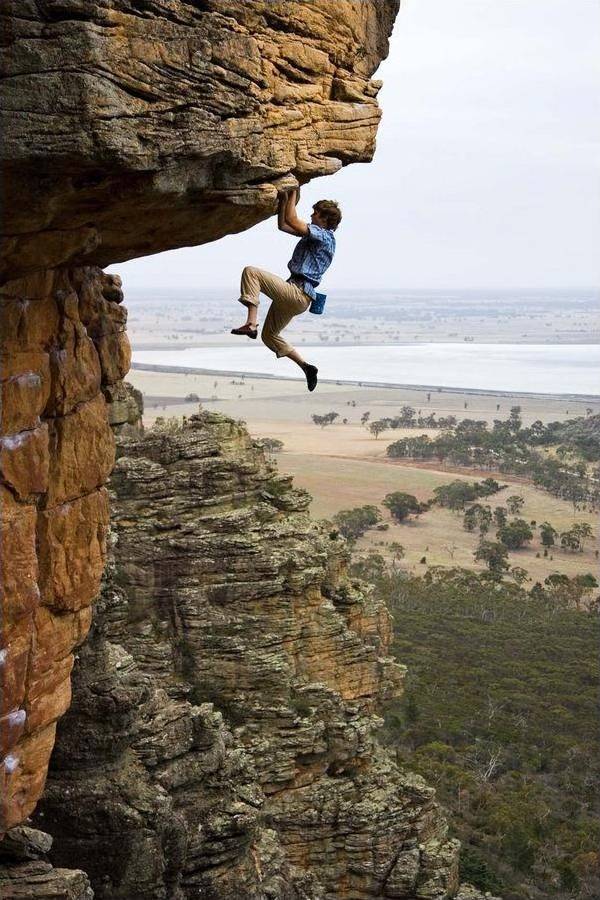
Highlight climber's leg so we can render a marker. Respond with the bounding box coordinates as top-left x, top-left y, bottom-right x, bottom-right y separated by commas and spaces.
260, 280, 308, 357
234, 267, 307, 333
